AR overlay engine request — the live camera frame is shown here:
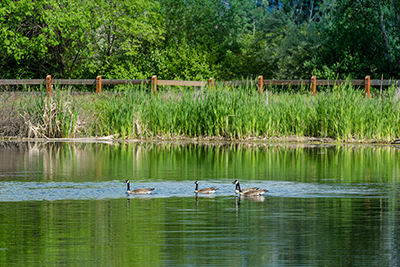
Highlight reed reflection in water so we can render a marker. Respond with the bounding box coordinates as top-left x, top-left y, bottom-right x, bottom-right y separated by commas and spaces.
1, 141, 400, 185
